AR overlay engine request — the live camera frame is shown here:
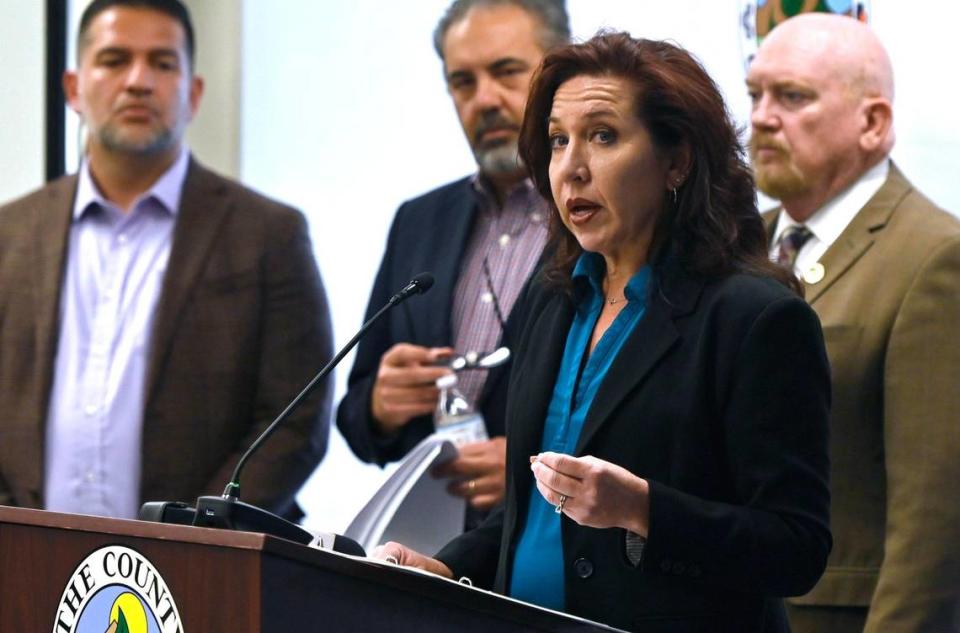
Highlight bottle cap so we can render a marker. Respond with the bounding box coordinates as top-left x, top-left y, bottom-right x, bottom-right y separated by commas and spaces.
435, 373, 458, 389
